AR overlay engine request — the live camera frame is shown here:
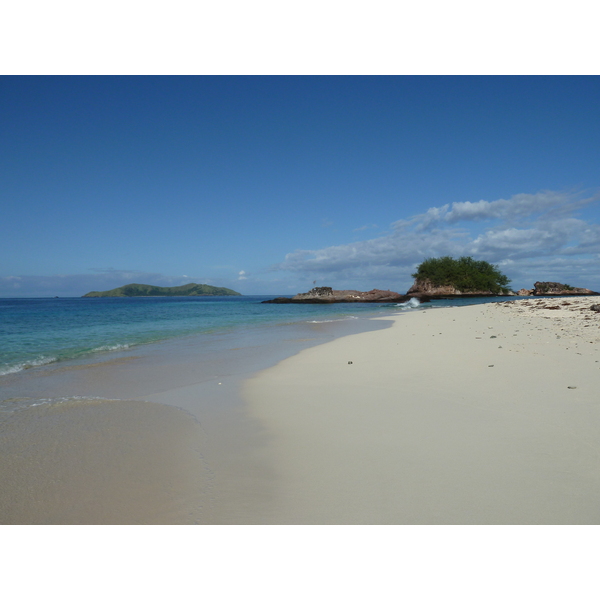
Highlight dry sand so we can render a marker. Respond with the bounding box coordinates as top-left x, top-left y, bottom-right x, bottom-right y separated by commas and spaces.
243, 297, 600, 524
